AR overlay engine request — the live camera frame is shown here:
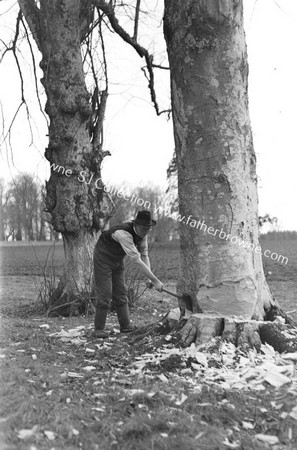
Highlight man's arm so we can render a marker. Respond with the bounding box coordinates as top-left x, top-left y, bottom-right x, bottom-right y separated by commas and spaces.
132, 257, 159, 283
138, 238, 159, 288
141, 254, 151, 270
112, 230, 163, 290
138, 236, 151, 271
